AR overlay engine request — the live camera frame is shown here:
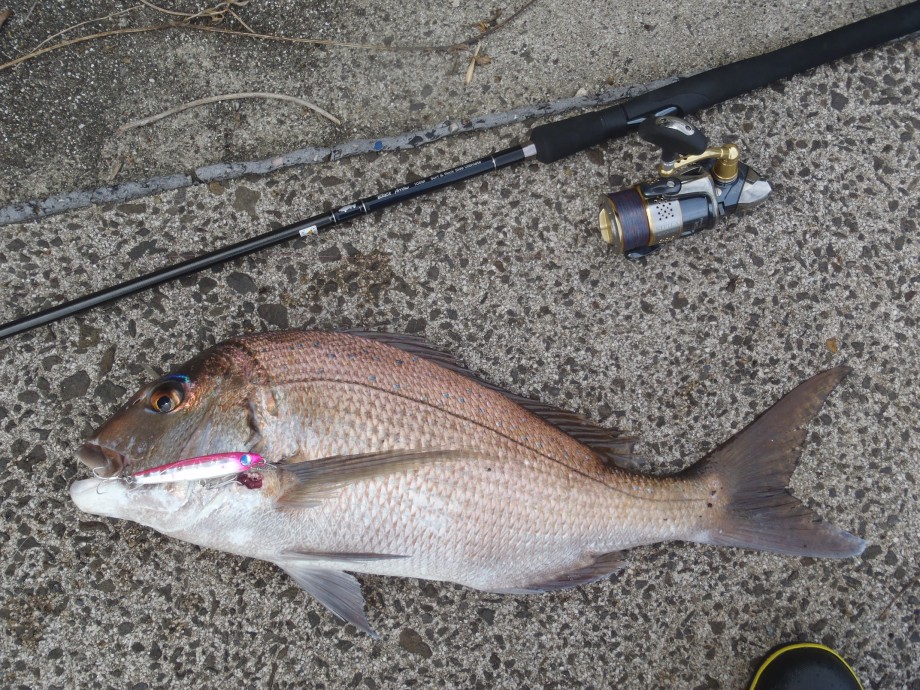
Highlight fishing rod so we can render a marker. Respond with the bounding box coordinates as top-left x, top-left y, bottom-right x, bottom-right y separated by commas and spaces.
2, 1, 919, 341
